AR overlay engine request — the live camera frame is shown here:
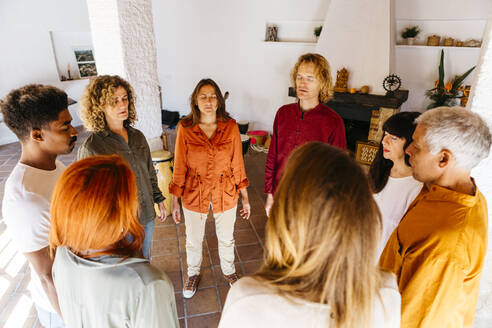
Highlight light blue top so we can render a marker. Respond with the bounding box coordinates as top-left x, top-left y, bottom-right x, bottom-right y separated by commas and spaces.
52, 246, 179, 328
